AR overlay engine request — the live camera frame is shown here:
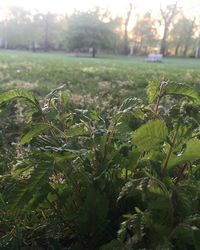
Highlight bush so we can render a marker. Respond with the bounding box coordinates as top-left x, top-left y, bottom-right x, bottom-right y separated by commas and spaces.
0, 82, 200, 249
